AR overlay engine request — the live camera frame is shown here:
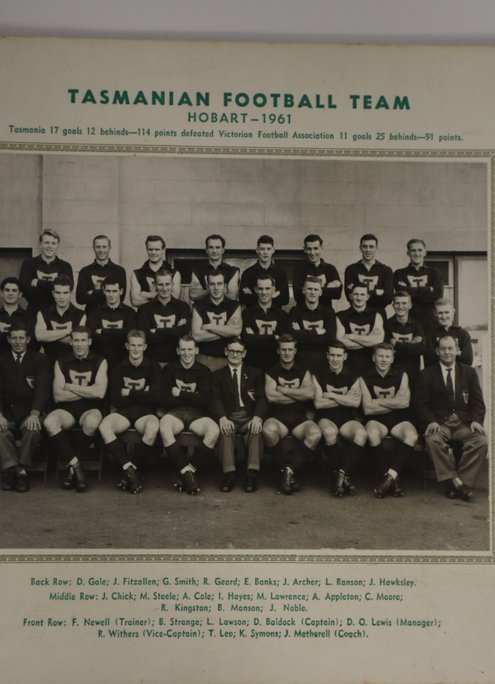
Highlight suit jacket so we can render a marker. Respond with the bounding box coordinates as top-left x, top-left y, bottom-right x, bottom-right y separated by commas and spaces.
0, 350, 51, 422
413, 361, 485, 428
211, 364, 267, 421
